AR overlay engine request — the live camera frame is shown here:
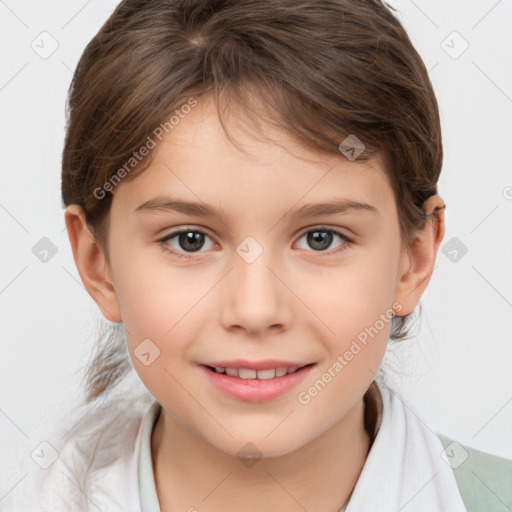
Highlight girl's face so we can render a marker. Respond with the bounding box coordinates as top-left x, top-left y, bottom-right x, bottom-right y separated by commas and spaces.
105, 94, 412, 457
